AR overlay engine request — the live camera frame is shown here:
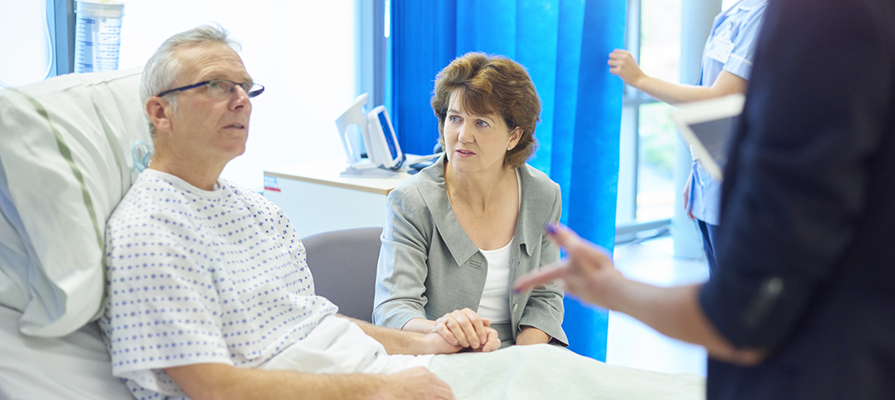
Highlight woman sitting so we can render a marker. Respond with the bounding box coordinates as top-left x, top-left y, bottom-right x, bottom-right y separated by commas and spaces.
373, 52, 566, 350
